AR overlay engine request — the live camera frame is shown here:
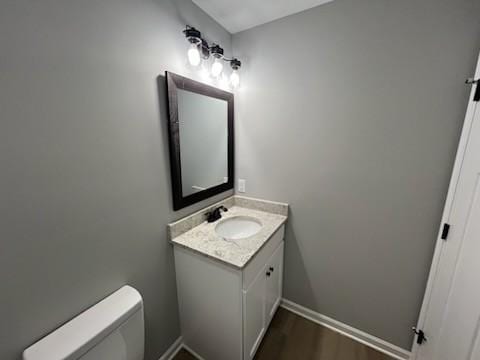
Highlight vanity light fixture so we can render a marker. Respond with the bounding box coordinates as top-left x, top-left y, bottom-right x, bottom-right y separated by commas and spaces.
183, 25, 242, 88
